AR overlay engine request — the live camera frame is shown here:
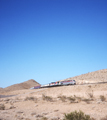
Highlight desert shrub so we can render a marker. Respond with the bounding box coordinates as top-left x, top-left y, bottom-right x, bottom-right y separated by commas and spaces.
87, 92, 94, 99
74, 95, 82, 102
42, 94, 53, 102
63, 110, 93, 120
88, 85, 91, 88
25, 118, 31, 120
41, 117, 48, 120
100, 115, 107, 120
67, 96, 76, 103
25, 97, 37, 102
58, 95, 67, 102
100, 95, 106, 101
0, 104, 5, 110
82, 98, 91, 104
